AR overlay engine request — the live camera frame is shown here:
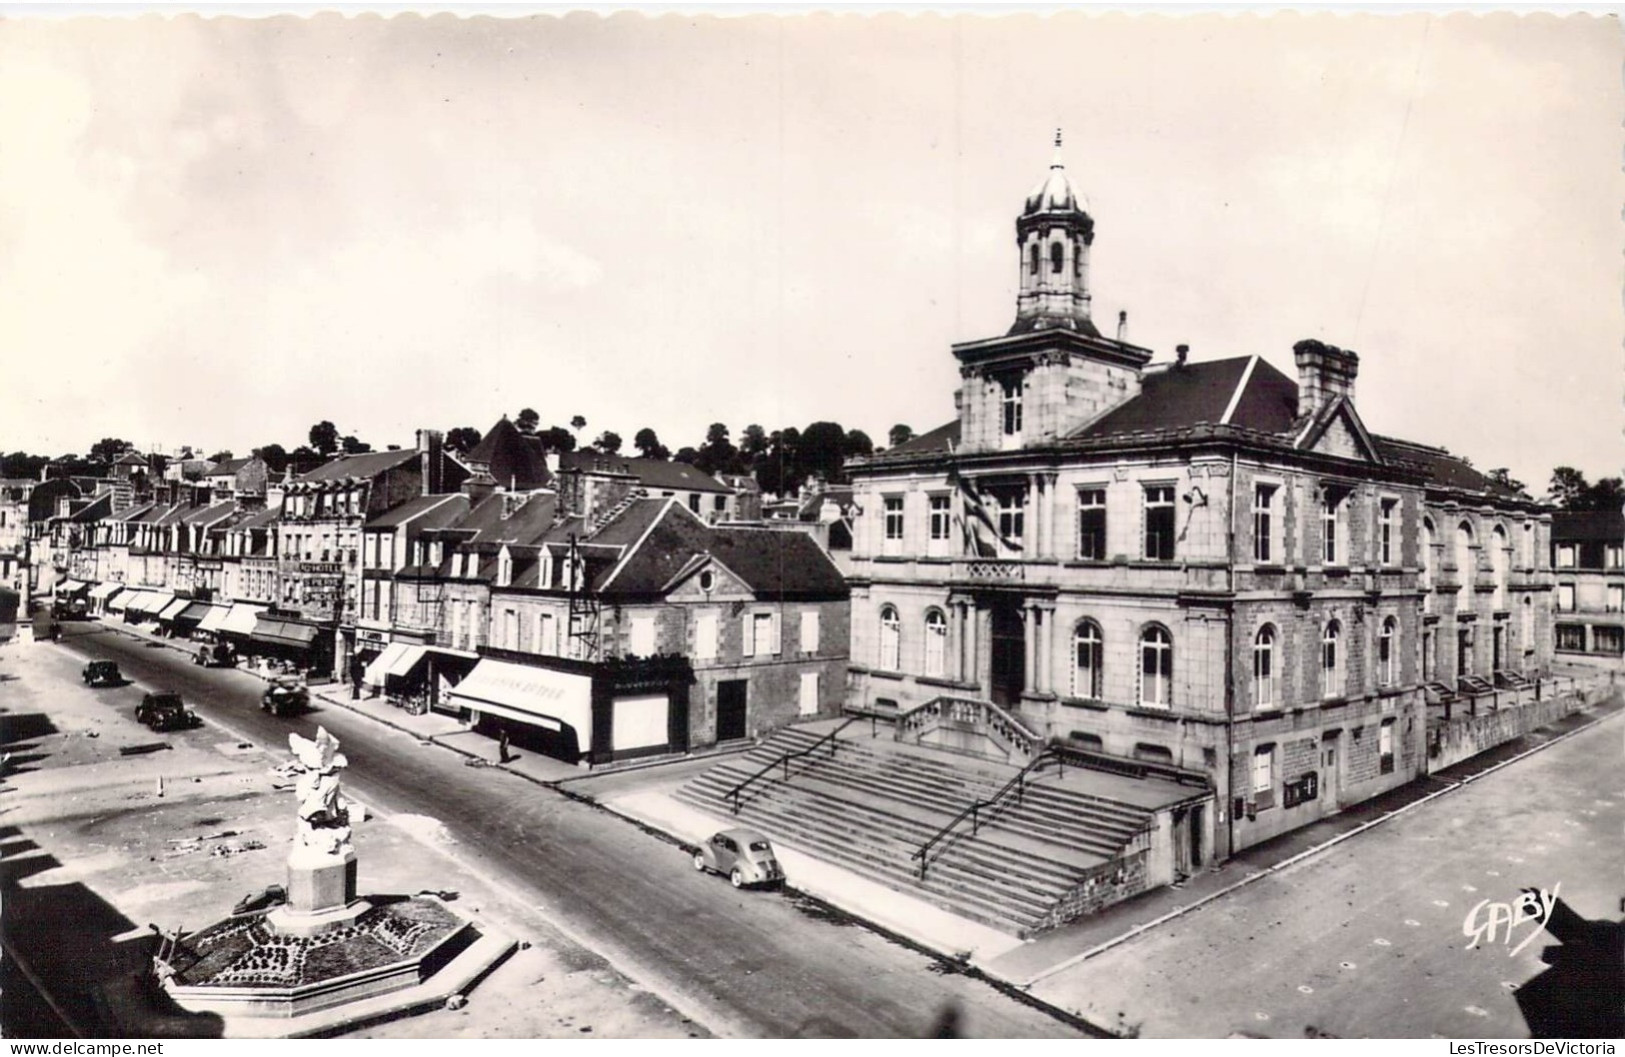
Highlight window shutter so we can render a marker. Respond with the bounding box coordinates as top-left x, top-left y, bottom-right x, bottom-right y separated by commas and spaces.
742, 611, 755, 657
802, 610, 820, 654
770, 612, 782, 656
